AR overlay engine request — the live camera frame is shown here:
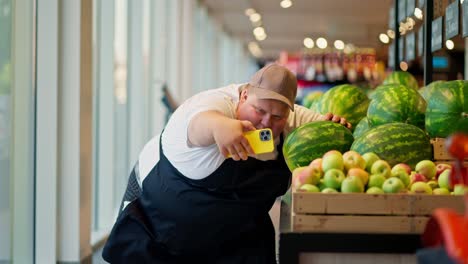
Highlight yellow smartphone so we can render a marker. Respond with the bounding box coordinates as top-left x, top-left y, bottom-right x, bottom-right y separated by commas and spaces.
228, 128, 274, 157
